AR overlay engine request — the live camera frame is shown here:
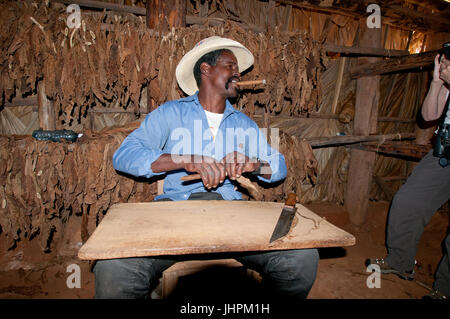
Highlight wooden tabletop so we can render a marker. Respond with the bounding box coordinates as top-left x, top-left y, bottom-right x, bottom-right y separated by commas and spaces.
78, 200, 355, 260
